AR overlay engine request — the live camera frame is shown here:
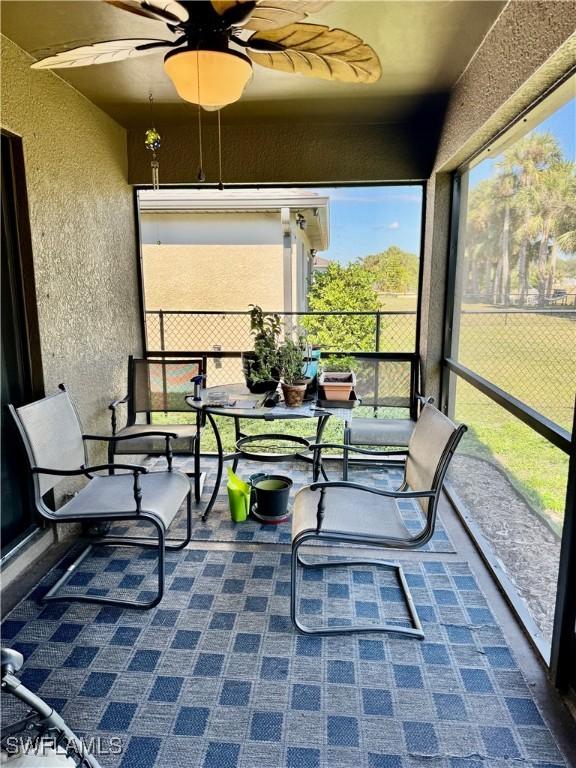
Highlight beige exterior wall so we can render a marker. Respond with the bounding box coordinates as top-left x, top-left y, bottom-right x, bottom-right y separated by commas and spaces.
1, 35, 141, 458
419, 2, 576, 399
141, 208, 315, 353
143, 243, 284, 352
